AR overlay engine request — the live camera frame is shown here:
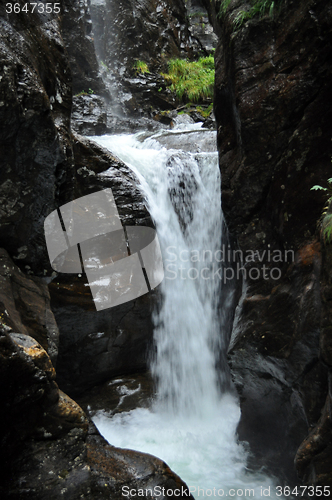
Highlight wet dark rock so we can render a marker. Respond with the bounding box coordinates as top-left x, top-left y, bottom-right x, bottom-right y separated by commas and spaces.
90, 0, 203, 76
123, 73, 177, 117
0, 5, 192, 499
89, 0, 208, 118
61, 0, 106, 96
294, 234, 332, 486
71, 94, 108, 136
155, 128, 217, 153
0, 330, 89, 498
87, 422, 194, 500
72, 134, 154, 228
186, 0, 218, 53
211, 0, 332, 485
77, 372, 156, 416
295, 380, 332, 487
0, 12, 75, 274
0, 248, 59, 364
51, 274, 156, 397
